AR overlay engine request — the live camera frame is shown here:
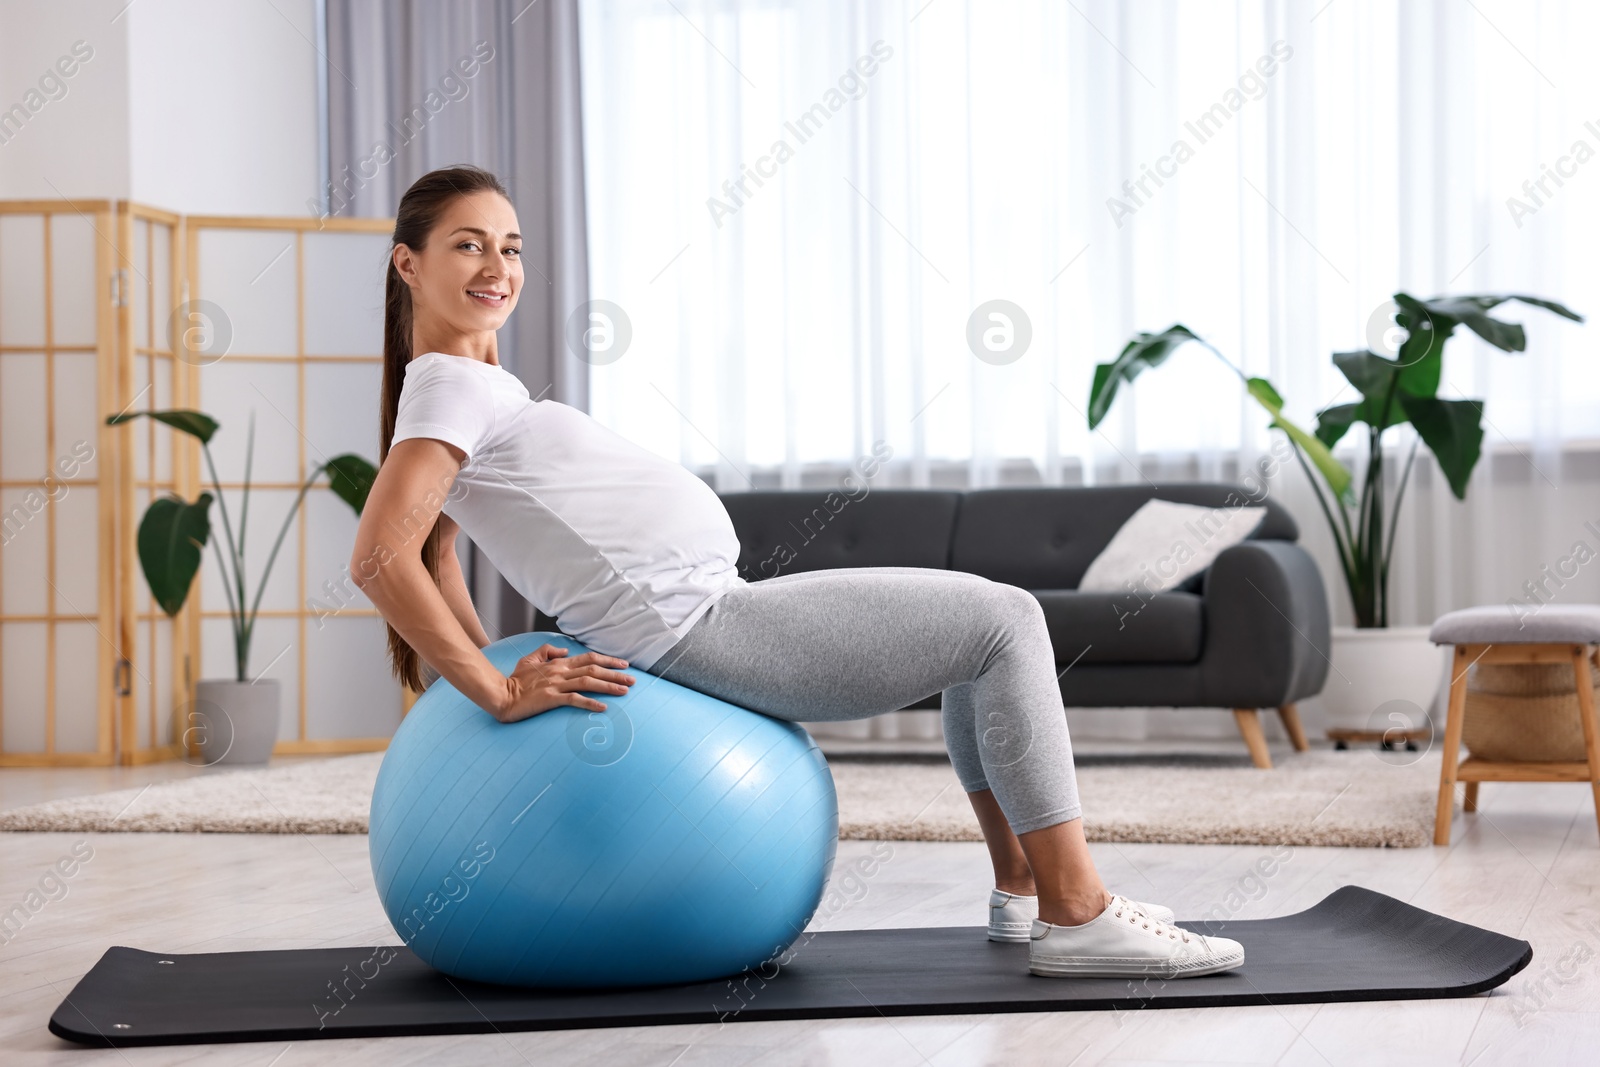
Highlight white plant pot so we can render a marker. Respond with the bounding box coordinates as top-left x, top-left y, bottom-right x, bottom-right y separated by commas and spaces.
190, 679, 281, 766
1316, 626, 1446, 734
